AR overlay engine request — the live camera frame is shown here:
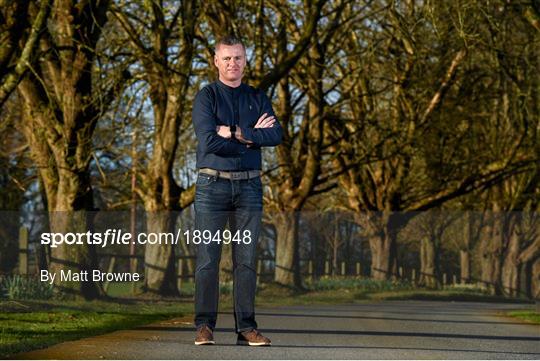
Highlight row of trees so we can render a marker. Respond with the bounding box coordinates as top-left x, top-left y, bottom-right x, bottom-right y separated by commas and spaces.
0, 0, 538, 299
